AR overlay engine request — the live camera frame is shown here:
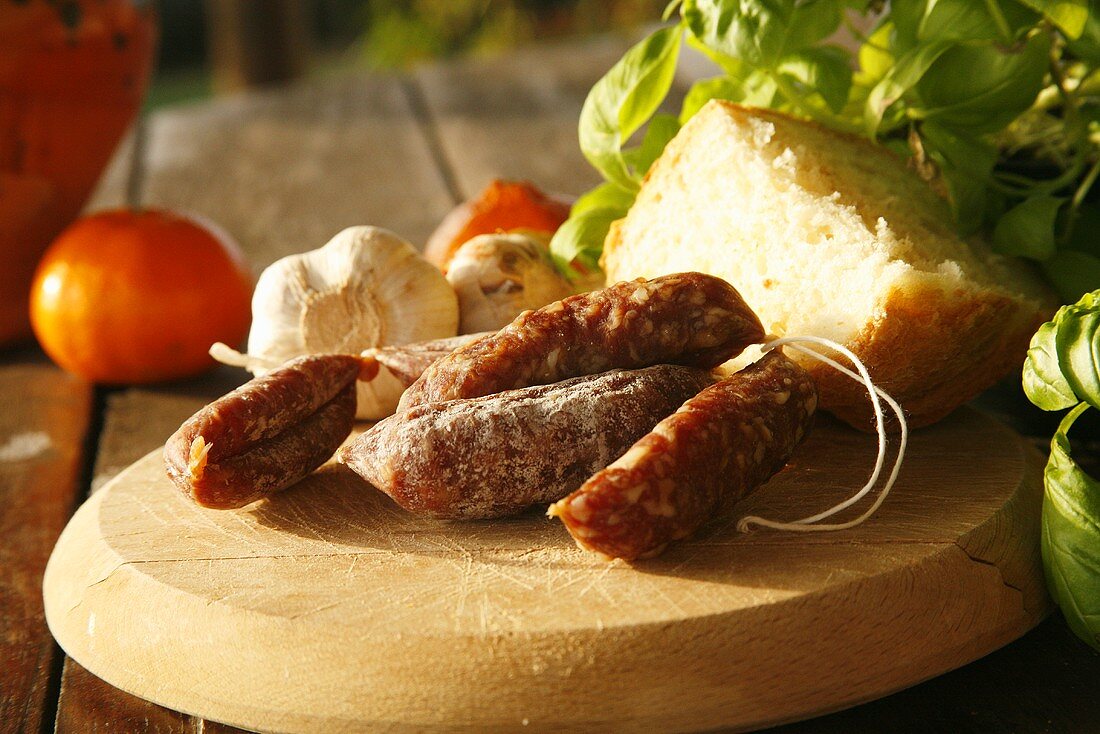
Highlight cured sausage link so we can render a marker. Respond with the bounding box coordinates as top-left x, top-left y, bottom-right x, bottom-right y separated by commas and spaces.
398, 272, 764, 408
341, 365, 716, 519
164, 354, 361, 509
359, 332, 491, 385
549, 350, 817, 560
